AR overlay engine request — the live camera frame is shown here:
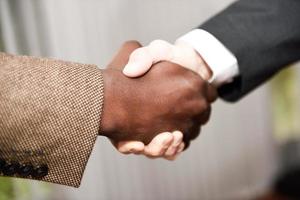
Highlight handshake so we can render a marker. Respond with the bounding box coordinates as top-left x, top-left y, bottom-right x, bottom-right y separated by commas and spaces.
100, 40, 217, 160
